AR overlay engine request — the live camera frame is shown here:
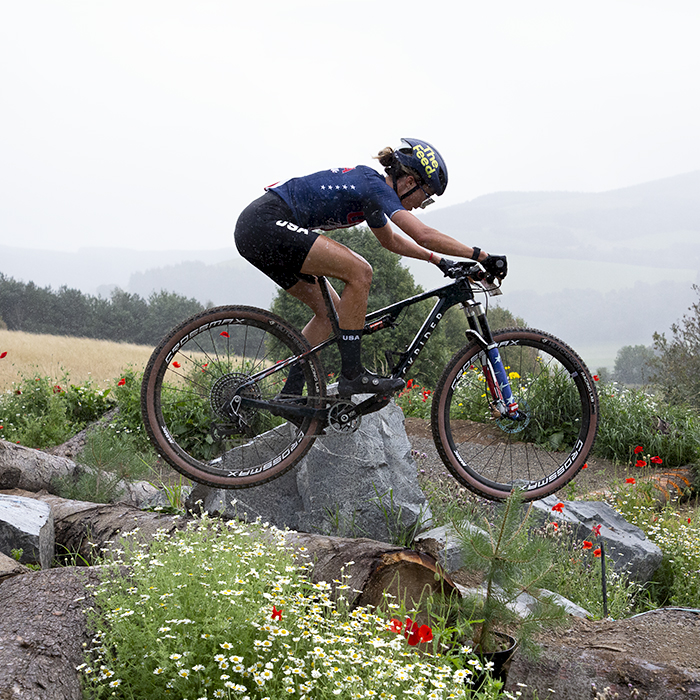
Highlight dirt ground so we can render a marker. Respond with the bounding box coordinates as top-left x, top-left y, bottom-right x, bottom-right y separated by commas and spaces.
403, 416, 700, 698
